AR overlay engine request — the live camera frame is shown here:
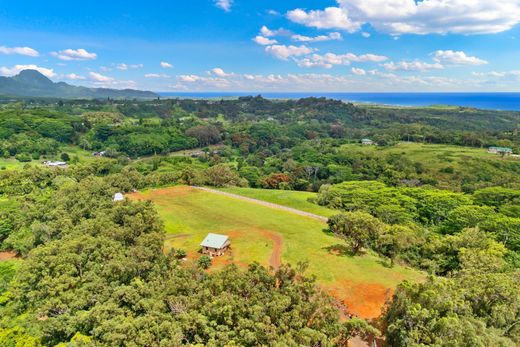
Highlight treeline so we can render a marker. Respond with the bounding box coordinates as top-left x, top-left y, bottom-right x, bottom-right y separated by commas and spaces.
319, 181, 519, 345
